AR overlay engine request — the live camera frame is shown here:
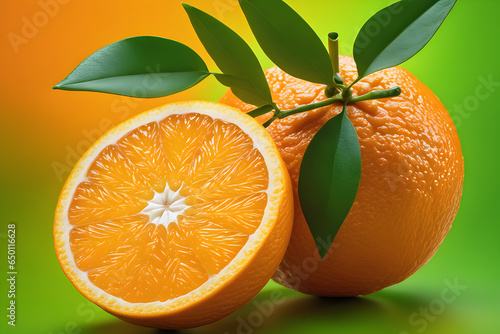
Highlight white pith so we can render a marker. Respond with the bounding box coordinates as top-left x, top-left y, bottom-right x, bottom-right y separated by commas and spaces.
54, 101, 284, 315
140, 183, 188, 228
